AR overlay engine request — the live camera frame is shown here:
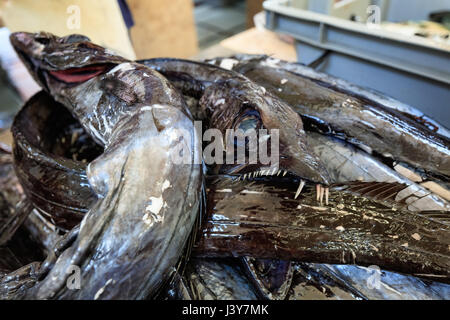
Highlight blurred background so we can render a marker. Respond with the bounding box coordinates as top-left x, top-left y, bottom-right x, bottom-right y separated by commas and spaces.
0, 0, 449, 141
